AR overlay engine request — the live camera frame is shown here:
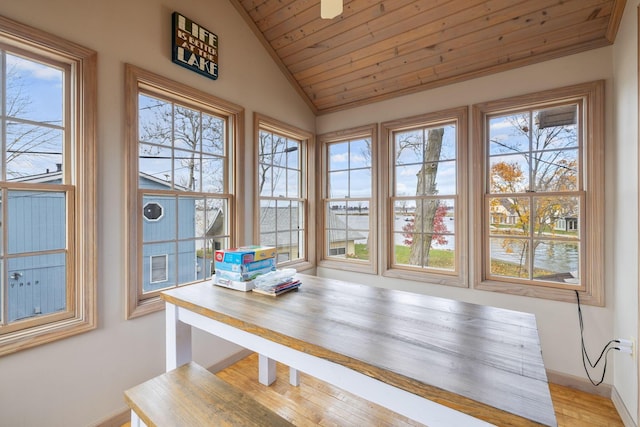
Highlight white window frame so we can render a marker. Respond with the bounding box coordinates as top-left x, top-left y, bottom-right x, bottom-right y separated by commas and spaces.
0, 15, 97, 356
125, 64, 243, 318
381, 107, 469, 287
472, 81, 605, 305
